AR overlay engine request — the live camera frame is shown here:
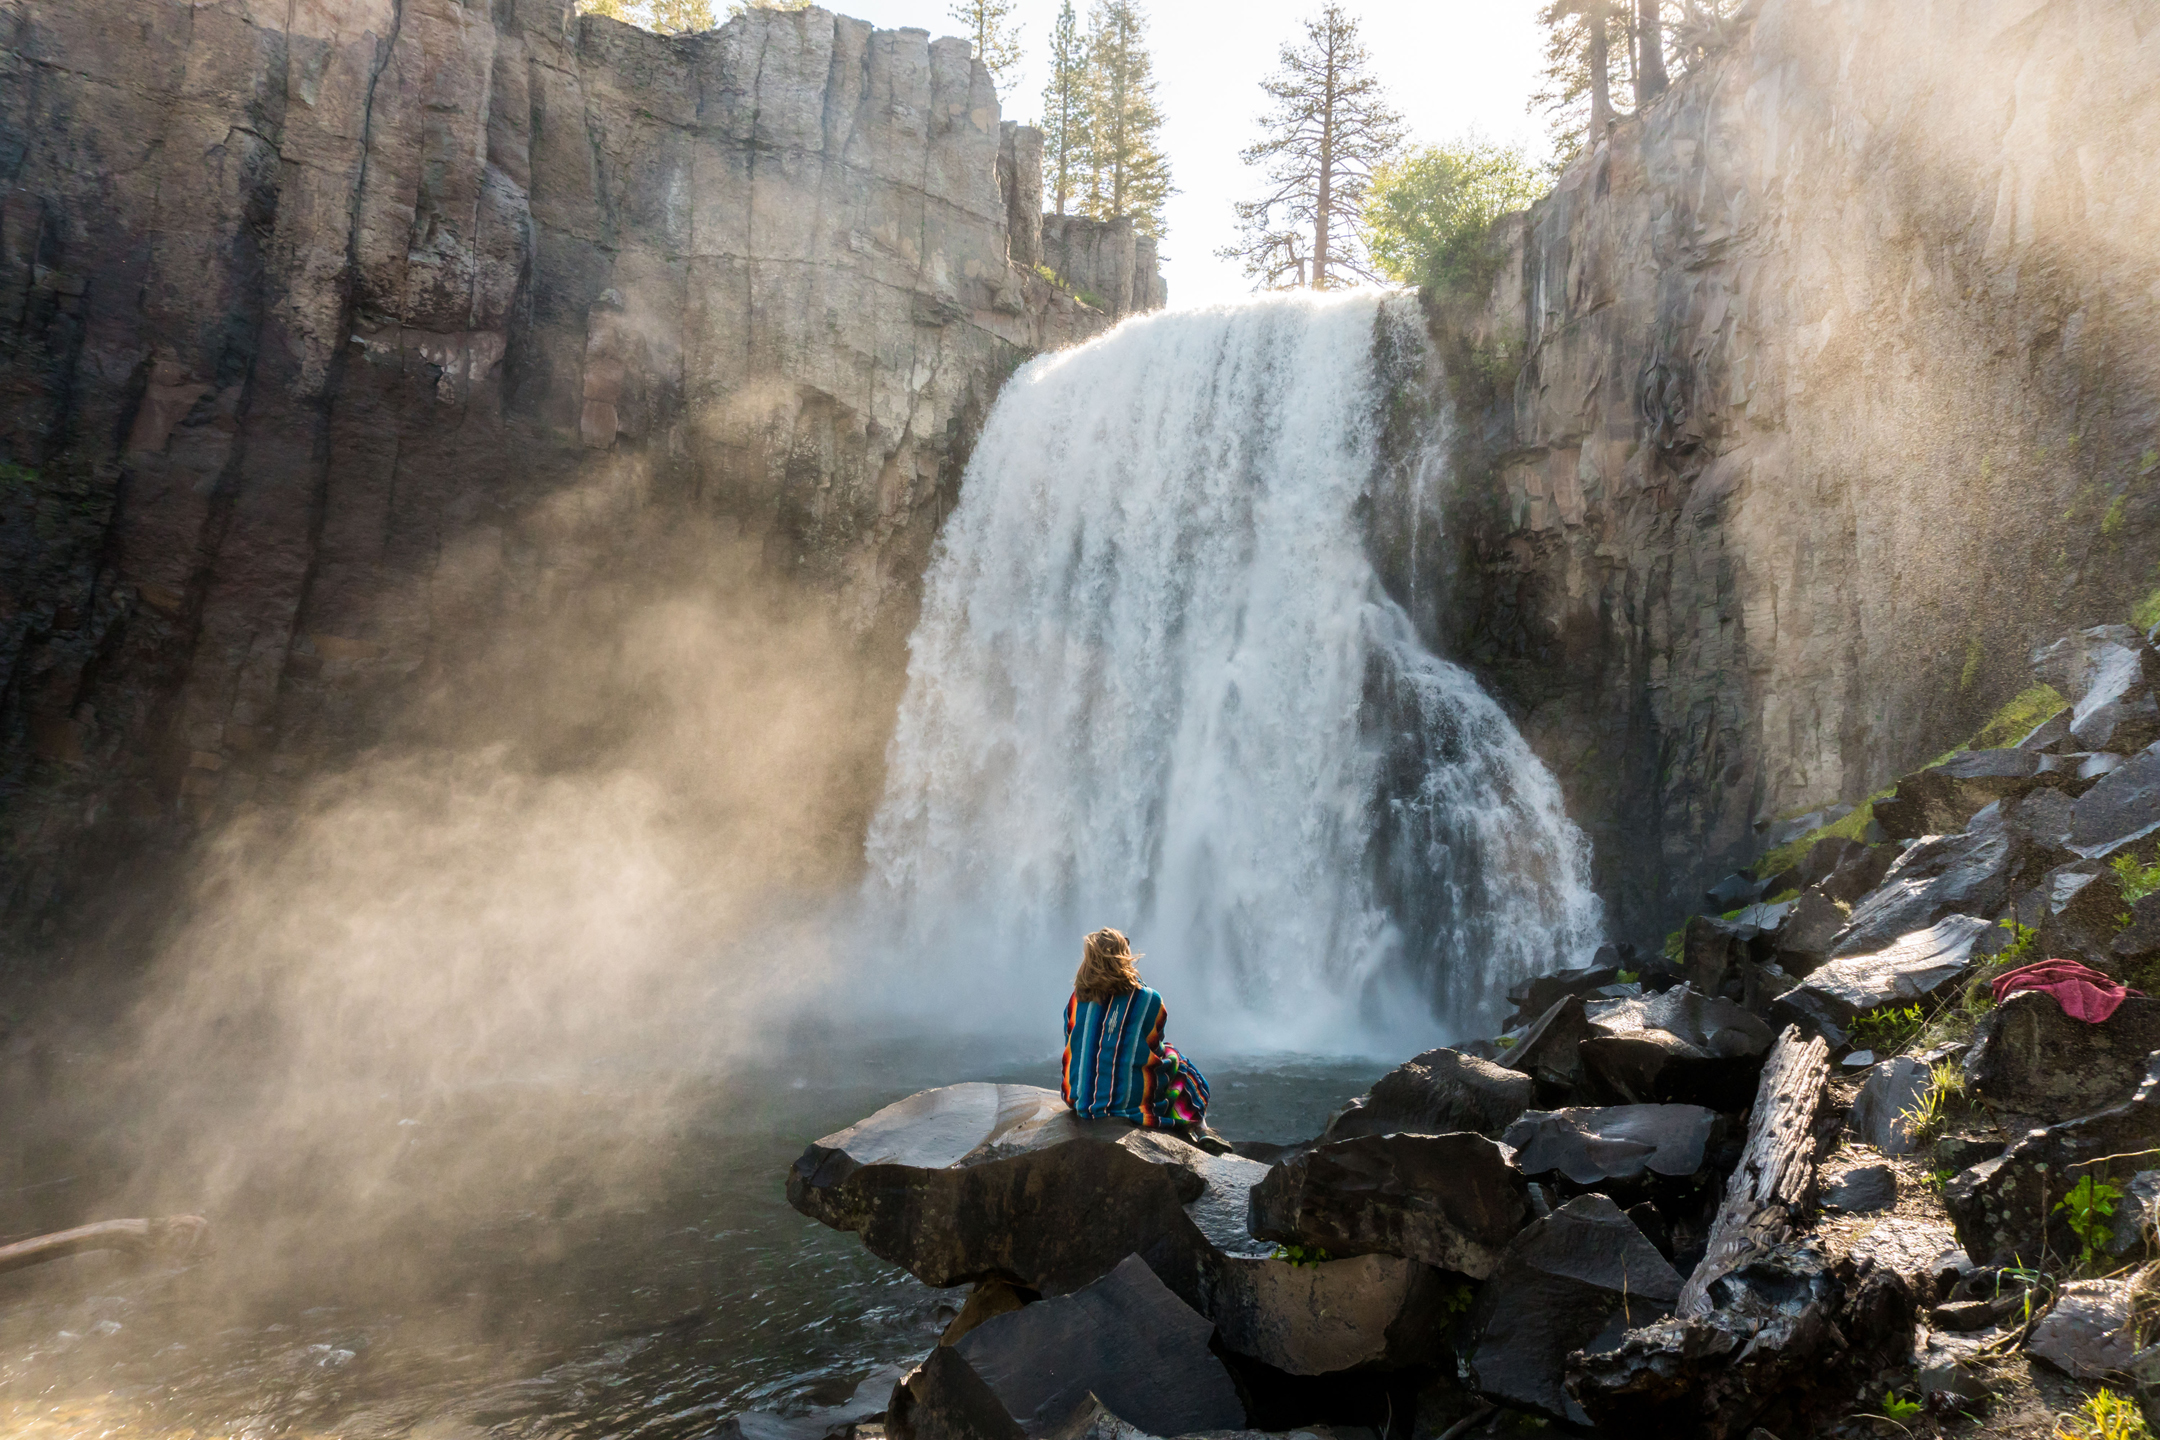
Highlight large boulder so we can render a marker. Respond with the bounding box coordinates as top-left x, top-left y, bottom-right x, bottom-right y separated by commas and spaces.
2034, 626, 2160, 755
1504, 964, 1621, 1029
2028, 1277, 2146, 1380
1828, 817, 2037, 957
1566, 1242, 1916, 1440
1463, 1194, 1682, 1425
1819, 843, 1899, 906
1945, 1055, 2160, 1265
1577, 985, 1775, 1110
1248, 1133, 1530, 1279
1873, 749, 2065, 841
1204, 1251, 1454, 1377
1772, 889, 1848, 973
2068, 742, 2160, 859
1501, 1105, 1719, 1190
890, 1254, 1246, 1440
1965, 991, 2160, 1128
1501, 995, 1593, 1099
1321, 1047, 1532, 1143
2027, 864, 2130, 967
1773, 915, 1993, 1045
